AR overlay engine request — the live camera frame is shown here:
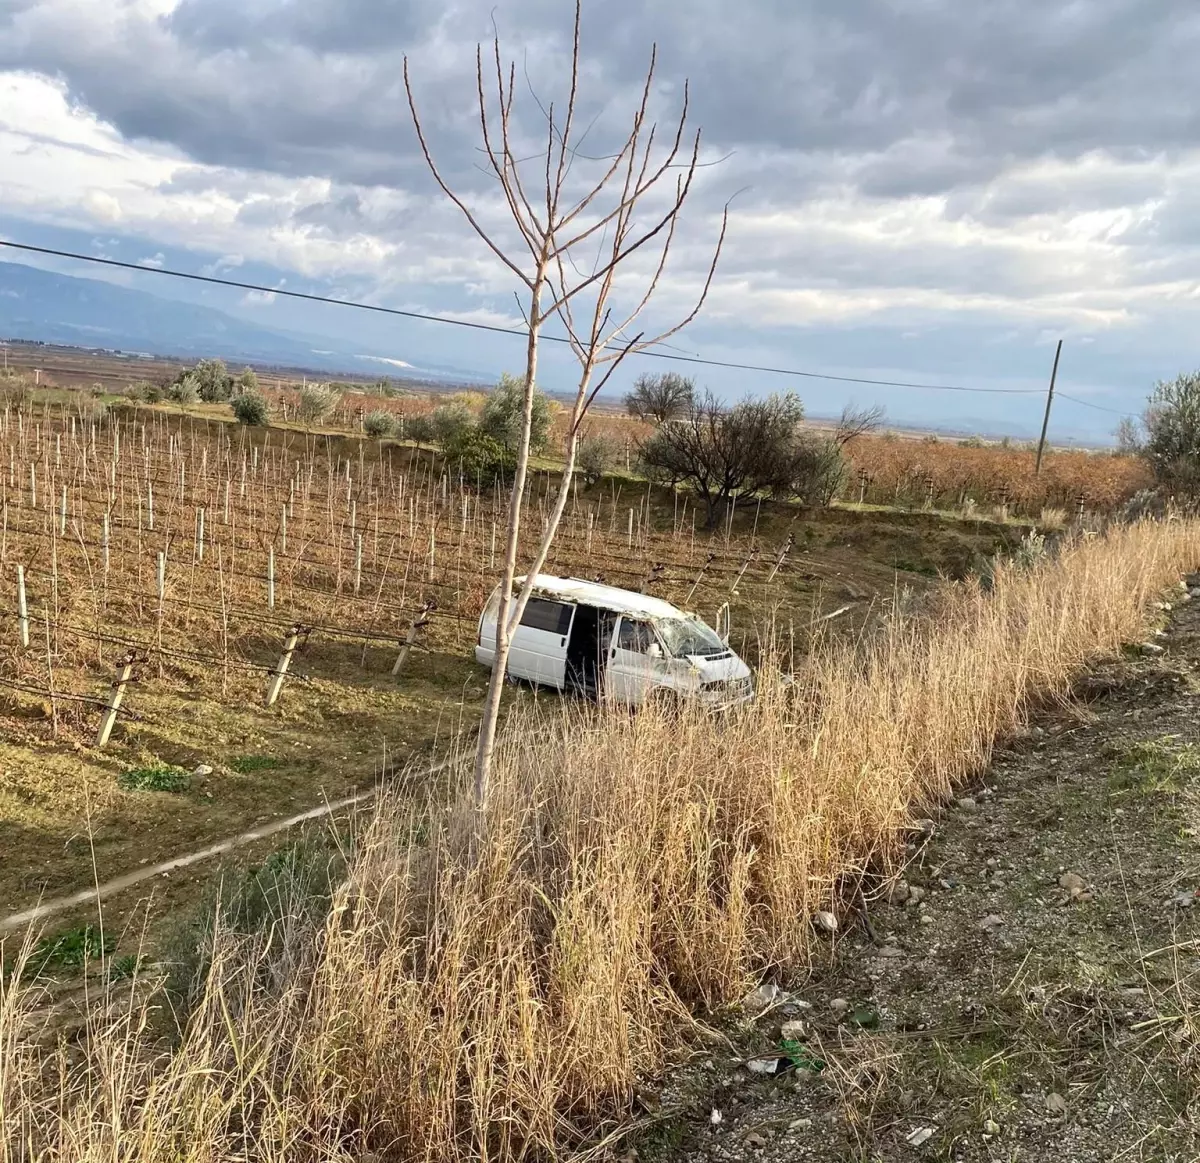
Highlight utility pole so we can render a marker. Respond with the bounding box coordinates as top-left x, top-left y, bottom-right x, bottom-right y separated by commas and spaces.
1034, 339, 1063, 477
